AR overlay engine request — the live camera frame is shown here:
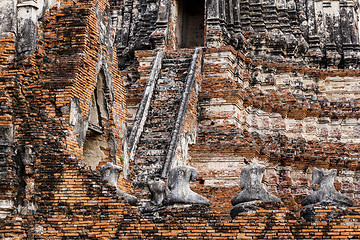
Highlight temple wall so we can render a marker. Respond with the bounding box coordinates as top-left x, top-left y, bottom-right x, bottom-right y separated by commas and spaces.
1, 0, 360, 239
